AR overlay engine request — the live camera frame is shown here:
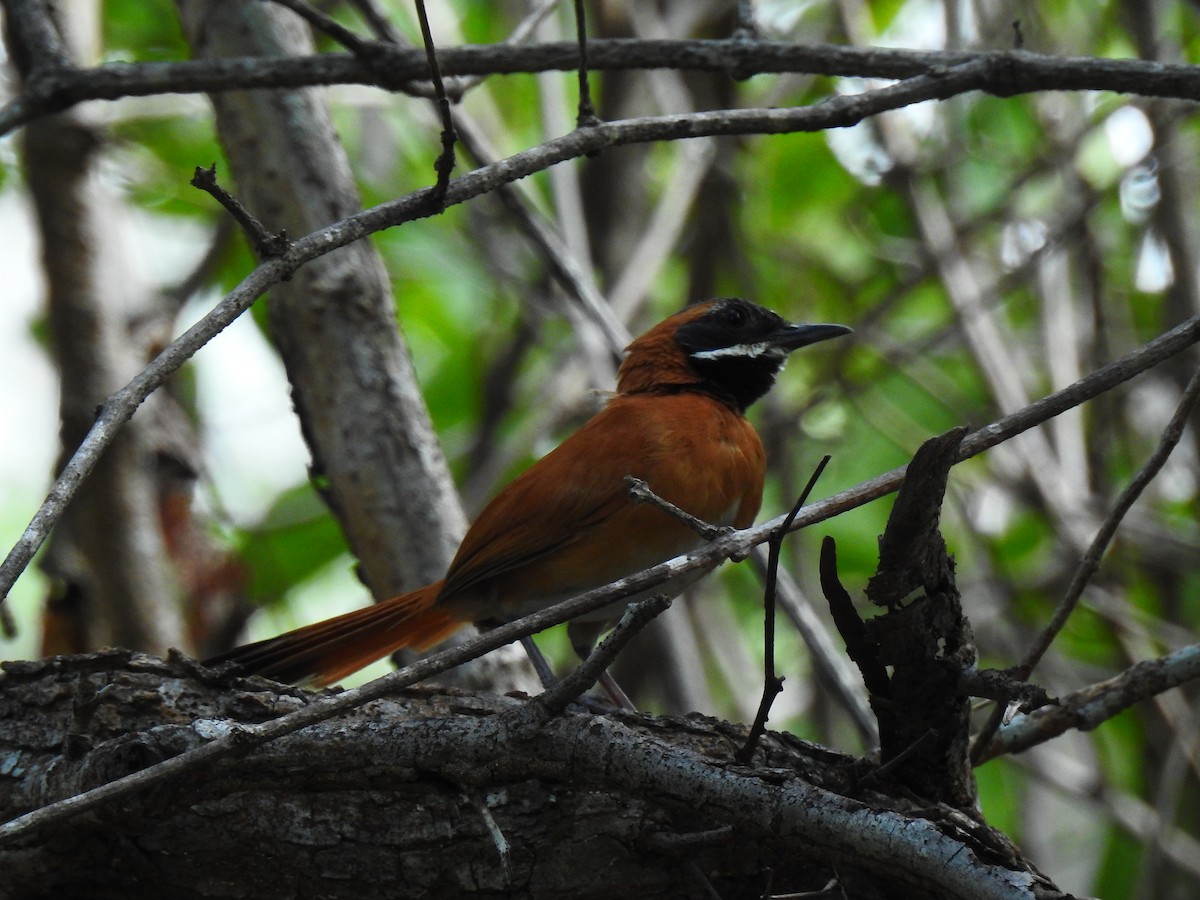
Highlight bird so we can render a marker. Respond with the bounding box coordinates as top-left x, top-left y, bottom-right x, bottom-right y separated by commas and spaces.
206, 298, 851, 691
